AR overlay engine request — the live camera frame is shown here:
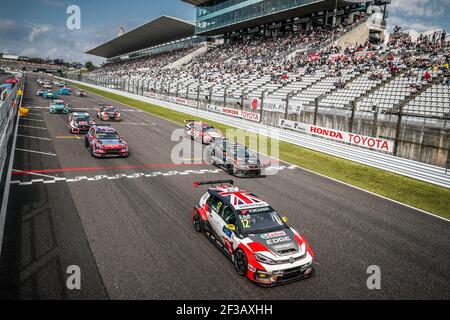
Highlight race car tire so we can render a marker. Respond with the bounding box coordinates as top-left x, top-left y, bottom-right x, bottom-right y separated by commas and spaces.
233, 249, 248, 276
227, 164, 234, 176
84, 137, 89, 147
192, 210, 203, 233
